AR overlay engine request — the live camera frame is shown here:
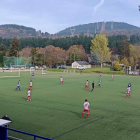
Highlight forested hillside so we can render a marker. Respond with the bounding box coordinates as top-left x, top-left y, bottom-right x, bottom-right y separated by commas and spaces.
57, 22, 140, 36
0, 22, 140, 38
0, 24, 50, 38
